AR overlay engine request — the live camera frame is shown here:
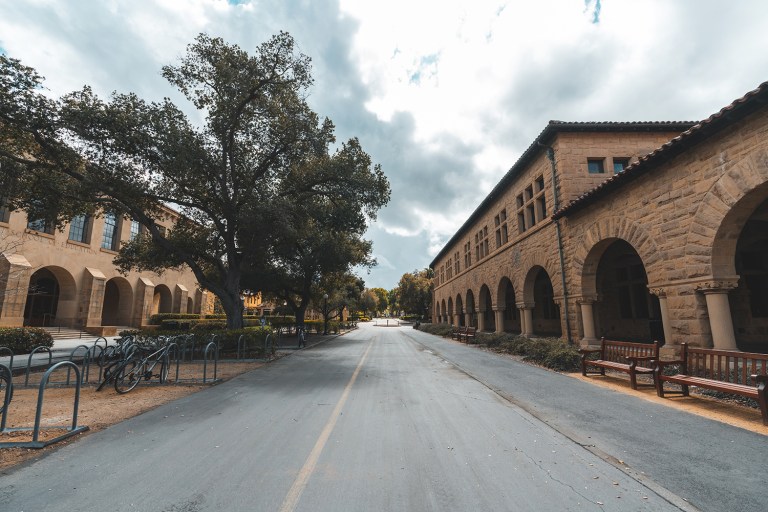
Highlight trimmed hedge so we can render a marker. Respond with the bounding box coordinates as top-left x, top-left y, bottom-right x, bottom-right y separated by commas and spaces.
119, 327, 275, 358
0, 327, 54, 354
415, 324, 581, 372
149, 313, 202, 325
